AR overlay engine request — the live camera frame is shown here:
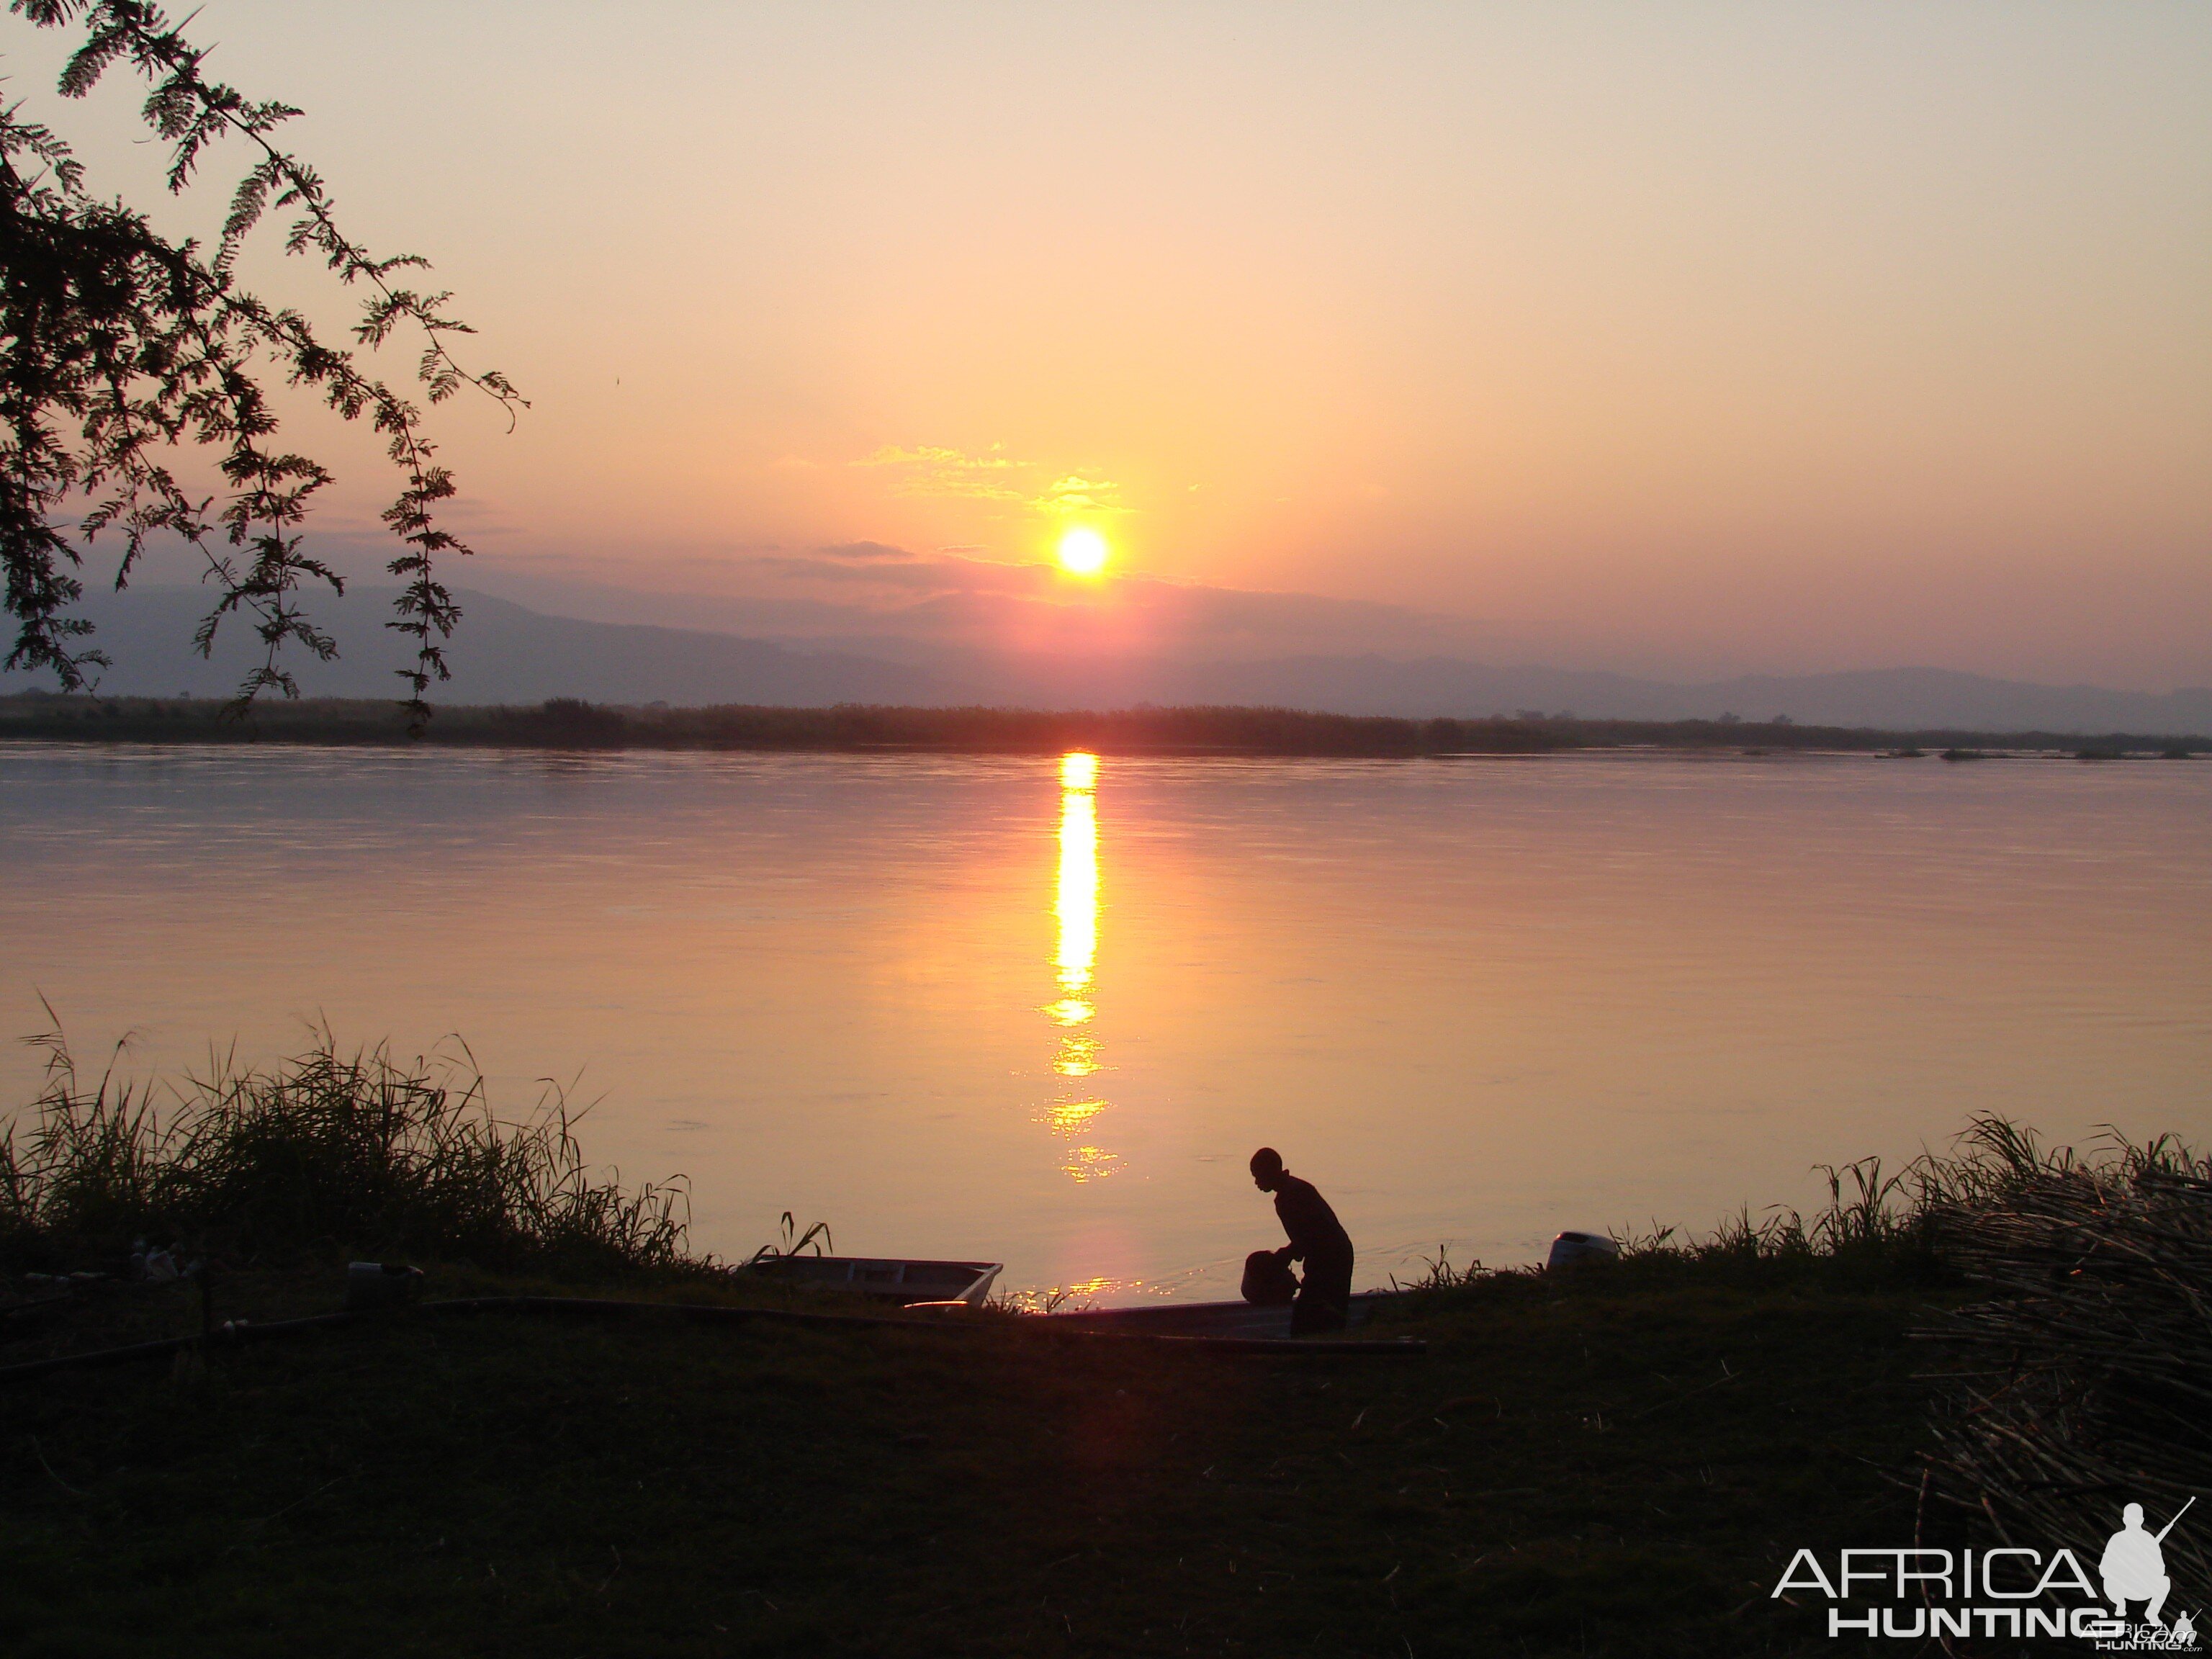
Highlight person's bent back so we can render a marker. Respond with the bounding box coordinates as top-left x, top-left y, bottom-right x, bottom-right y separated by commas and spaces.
1249, 1147, 1354, 1335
